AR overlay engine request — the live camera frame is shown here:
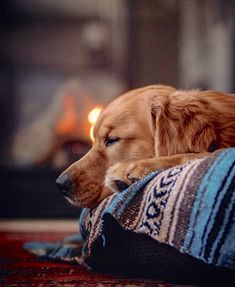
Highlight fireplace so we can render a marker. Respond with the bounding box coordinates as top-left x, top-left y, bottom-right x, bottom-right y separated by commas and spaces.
0, 1, 127, 218
11, 80, 104, 170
